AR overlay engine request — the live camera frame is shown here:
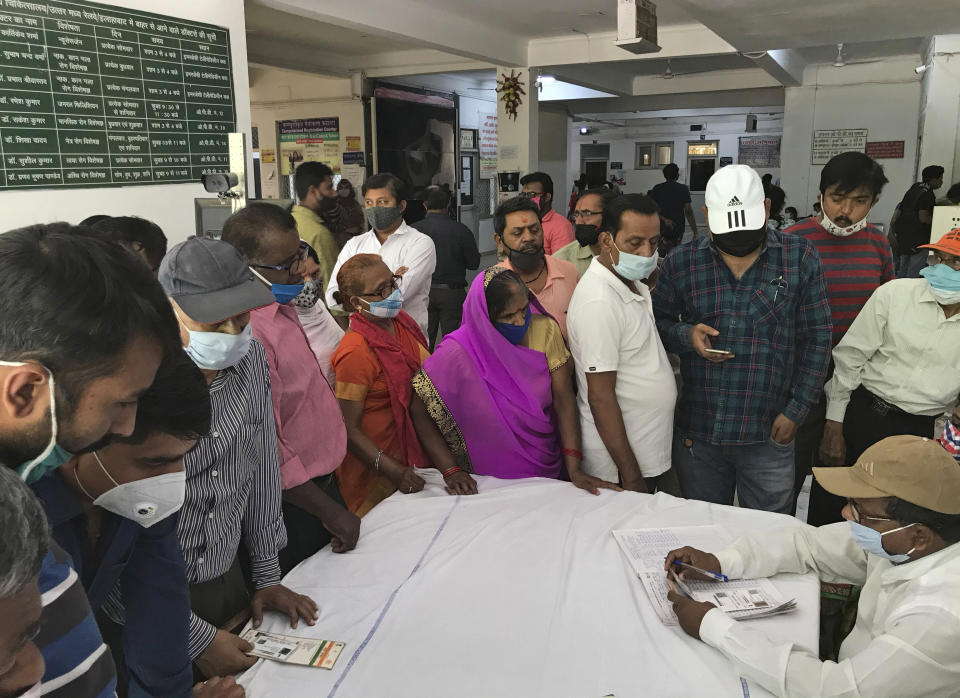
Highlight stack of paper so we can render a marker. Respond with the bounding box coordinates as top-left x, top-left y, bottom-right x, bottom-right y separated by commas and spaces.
612, 526, 797, 625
